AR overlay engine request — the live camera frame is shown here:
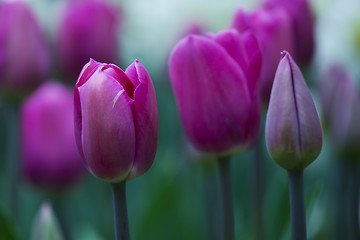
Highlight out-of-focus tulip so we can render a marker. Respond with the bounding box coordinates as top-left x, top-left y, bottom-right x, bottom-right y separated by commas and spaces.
74, 59, 158, 182
31, 202, 64, 240
318, 65, 345, 128
169, 29, 262, 155
264, 0, 315, 66
232, 7, 294, 104
0, 1, 50, 91
320, 65, 360, 161
57, 0, 120, 80
265, 51, 322, 170
21, 82, 83, 191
